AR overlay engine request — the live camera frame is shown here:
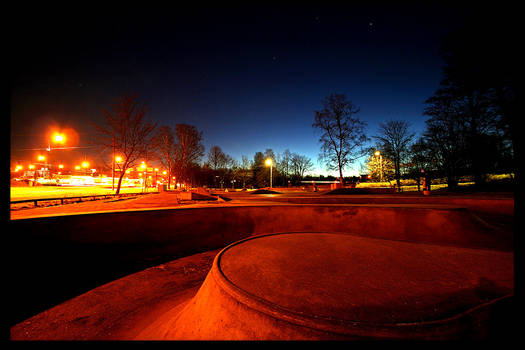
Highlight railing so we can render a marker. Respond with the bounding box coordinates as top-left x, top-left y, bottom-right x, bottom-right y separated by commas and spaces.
10, 191, 157, 208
